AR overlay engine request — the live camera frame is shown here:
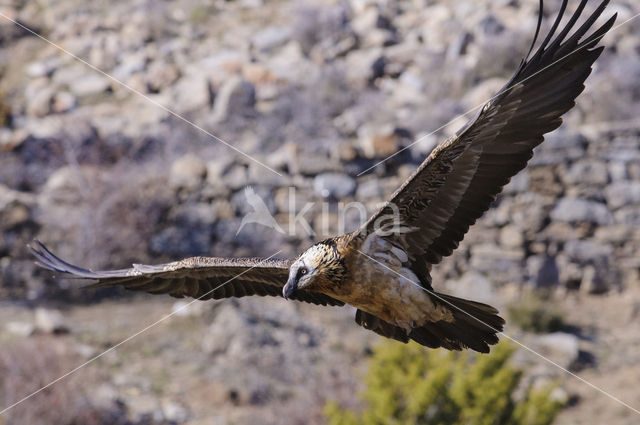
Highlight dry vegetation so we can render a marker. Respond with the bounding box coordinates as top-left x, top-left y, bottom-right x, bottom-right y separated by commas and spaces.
0, 337, 126, 425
